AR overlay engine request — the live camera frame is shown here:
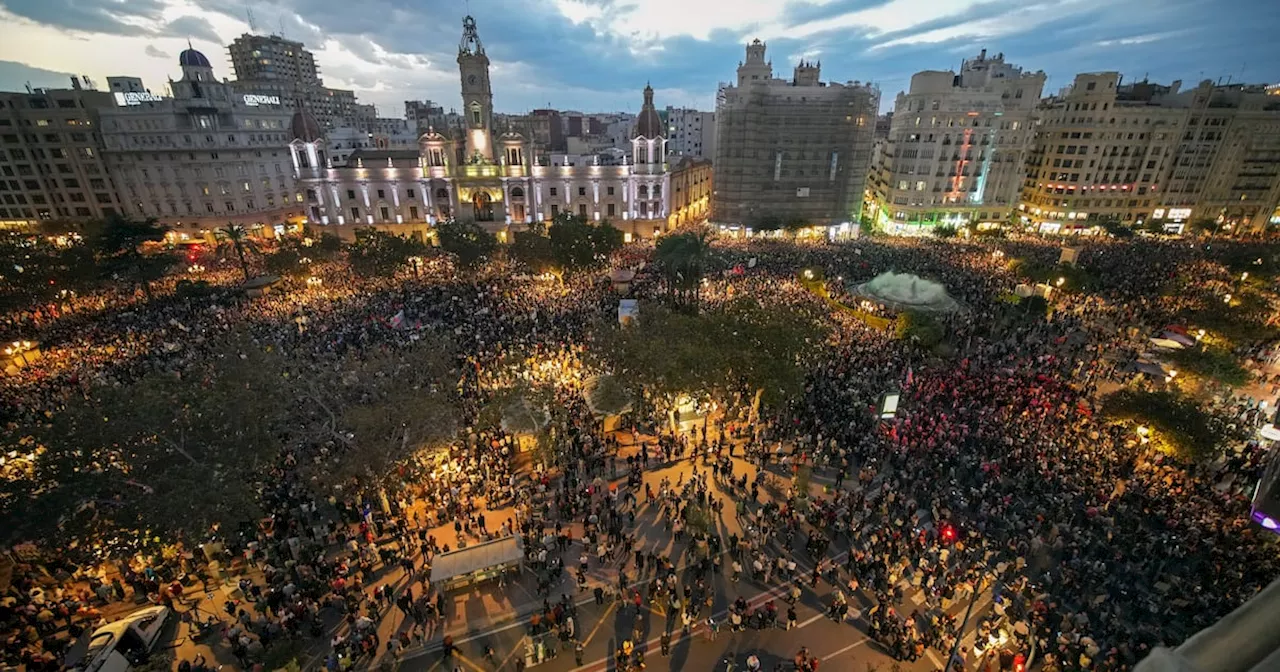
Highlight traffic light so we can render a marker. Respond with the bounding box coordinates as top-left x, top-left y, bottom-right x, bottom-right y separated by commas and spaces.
940, 522, 956, 543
